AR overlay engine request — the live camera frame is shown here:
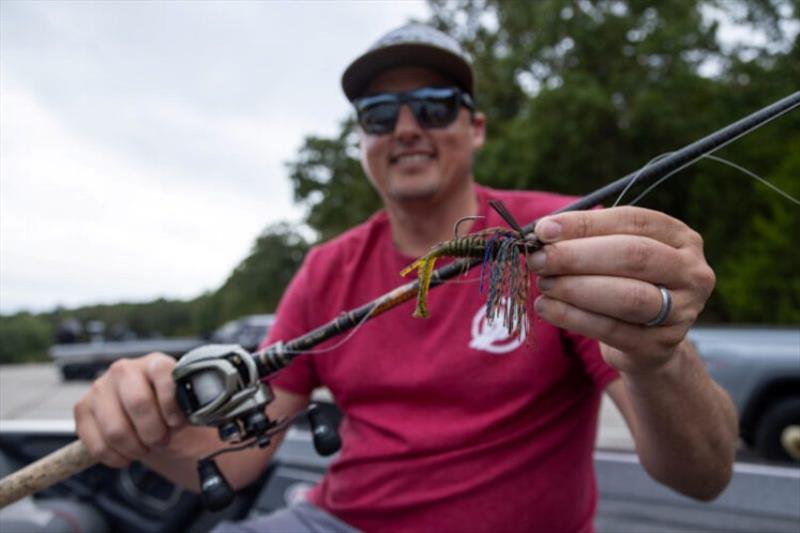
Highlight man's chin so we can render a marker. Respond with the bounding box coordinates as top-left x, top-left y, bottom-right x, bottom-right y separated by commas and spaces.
386, 183, 441, 203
